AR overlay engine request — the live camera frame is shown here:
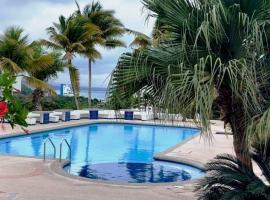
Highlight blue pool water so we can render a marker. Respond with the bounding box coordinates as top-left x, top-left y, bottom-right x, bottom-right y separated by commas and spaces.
0, 123, 204, 183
